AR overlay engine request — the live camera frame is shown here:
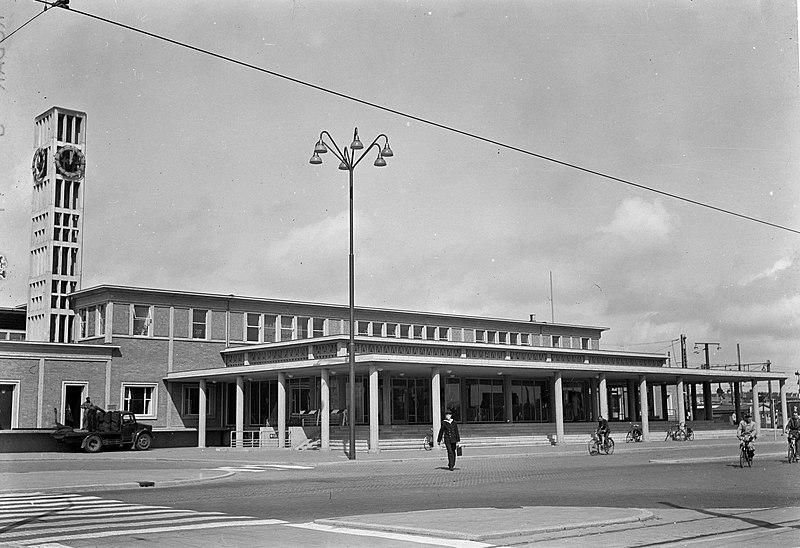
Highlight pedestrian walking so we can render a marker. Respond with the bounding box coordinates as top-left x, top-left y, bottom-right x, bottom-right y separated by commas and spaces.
437, 410, 461, 471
